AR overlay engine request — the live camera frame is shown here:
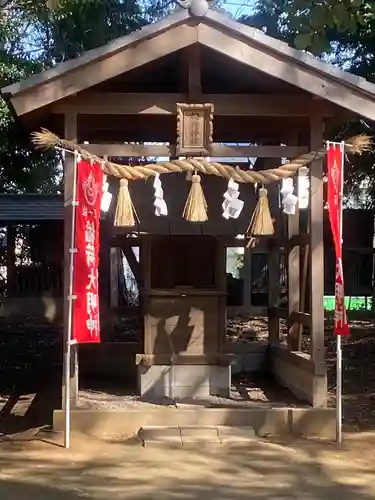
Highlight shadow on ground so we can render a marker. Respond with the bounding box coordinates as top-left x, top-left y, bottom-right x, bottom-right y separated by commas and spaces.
0, 316, 62, 436
0, 433, 375, 499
